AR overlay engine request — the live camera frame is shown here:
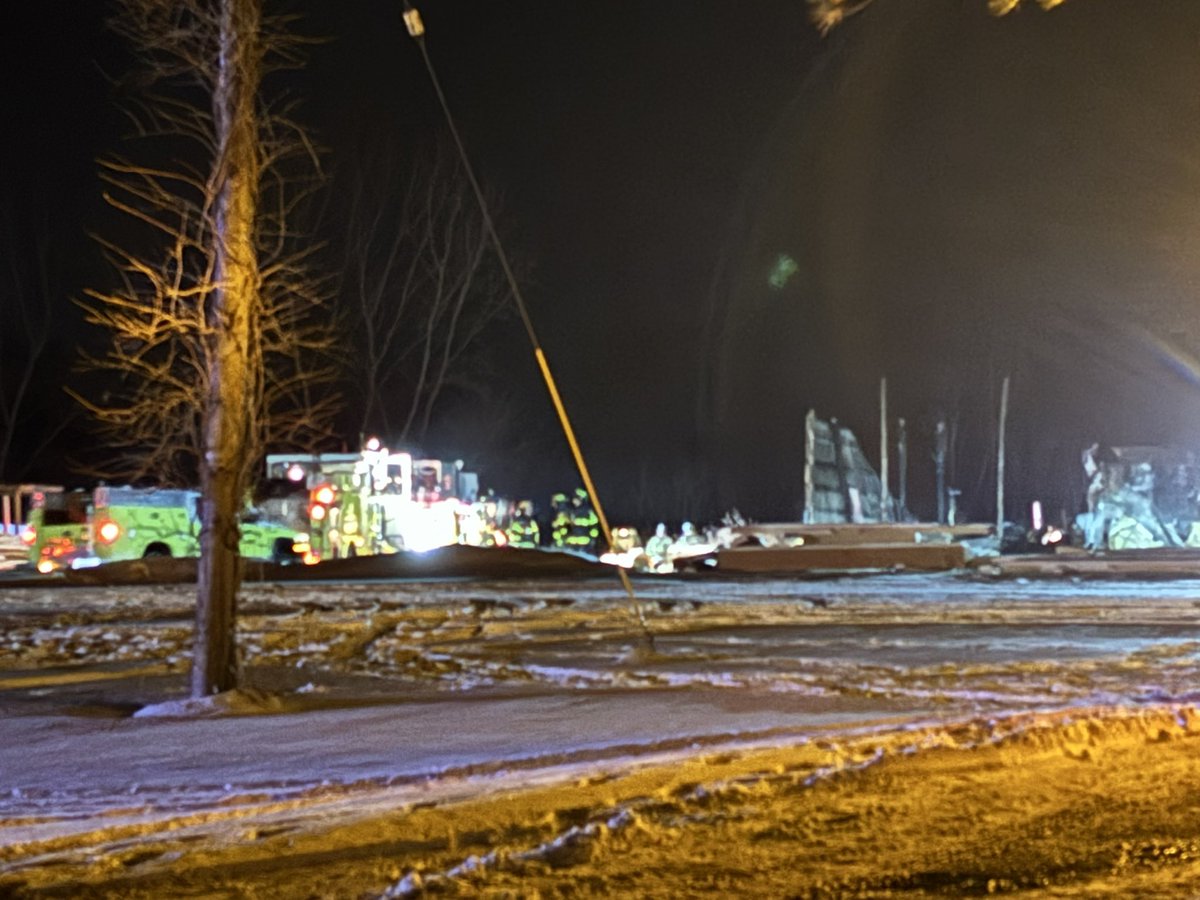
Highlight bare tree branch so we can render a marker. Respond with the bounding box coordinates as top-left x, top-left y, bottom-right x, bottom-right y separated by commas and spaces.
0, 205, 58, 481
84, 0, 338, 490
330, 137, 516, 445
807, 0, 1065, 35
